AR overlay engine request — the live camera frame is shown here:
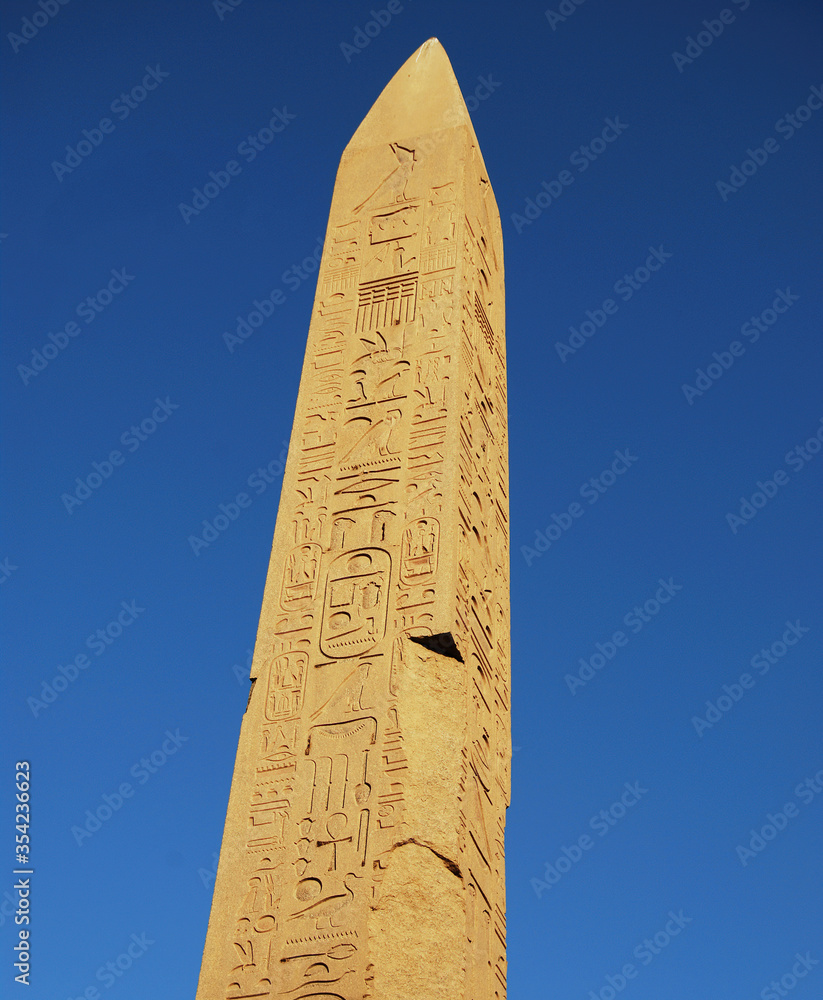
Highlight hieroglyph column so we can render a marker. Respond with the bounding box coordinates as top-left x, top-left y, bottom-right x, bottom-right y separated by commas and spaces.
197, 38, 510, 1000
